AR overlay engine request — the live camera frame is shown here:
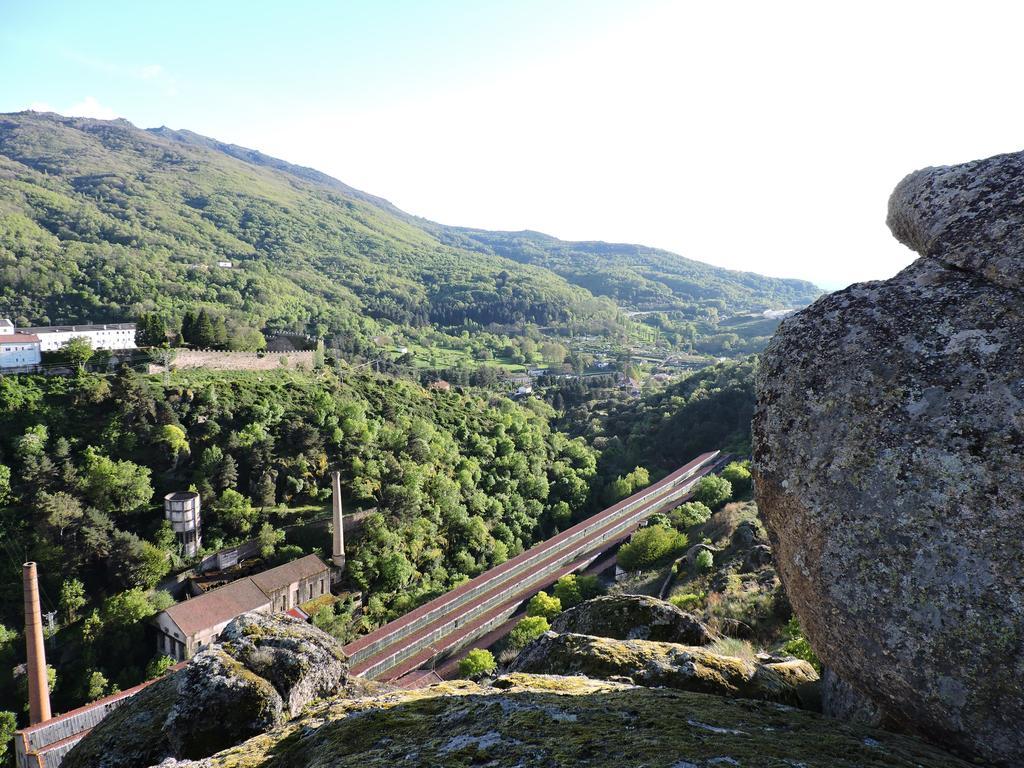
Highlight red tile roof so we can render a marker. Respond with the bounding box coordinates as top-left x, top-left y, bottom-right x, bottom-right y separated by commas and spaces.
162, 554, 328, 637
0, 334, 40, 343
164, 578, 270, 637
